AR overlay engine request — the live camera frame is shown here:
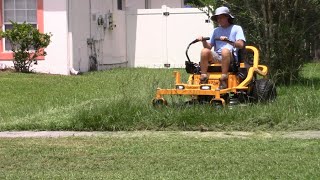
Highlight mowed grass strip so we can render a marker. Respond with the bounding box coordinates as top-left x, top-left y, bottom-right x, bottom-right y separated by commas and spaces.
0, 135, 319, 179
0, 63, 319, 131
